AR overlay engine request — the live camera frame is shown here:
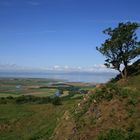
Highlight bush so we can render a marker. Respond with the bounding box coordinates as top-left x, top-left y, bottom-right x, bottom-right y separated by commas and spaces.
15, 95, 39, 104
97, 129, 140, 140
90, 84, 139, 103
0, 98, 7, 104
15, 95, 51, 104
119, 89, 130, 98
127, 97, 138, 106
0, 95, 63, 105
51, 96, 61, 105
6, 96, 14, 100
127, 132, 140, 140
97, 129, 126, 140
91, 84, 119, 101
